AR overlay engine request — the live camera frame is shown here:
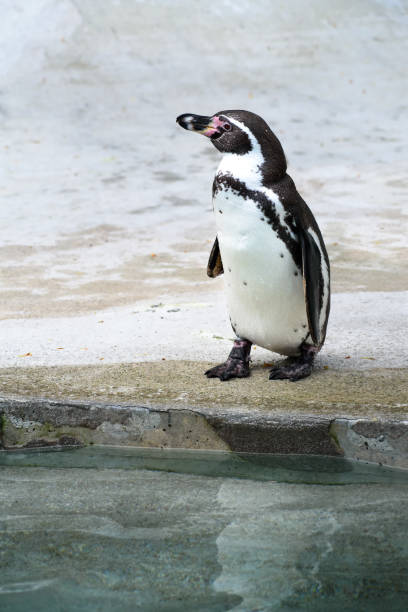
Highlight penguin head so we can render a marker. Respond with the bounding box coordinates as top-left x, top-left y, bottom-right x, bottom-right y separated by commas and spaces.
176, 111, 252, 155
177, 110, 287, 182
